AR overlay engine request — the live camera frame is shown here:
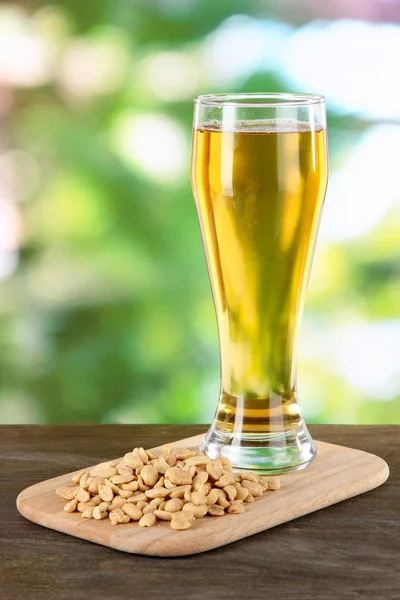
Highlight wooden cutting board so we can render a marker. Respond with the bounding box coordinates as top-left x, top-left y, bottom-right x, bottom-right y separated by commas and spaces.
16, 434, 389, 557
